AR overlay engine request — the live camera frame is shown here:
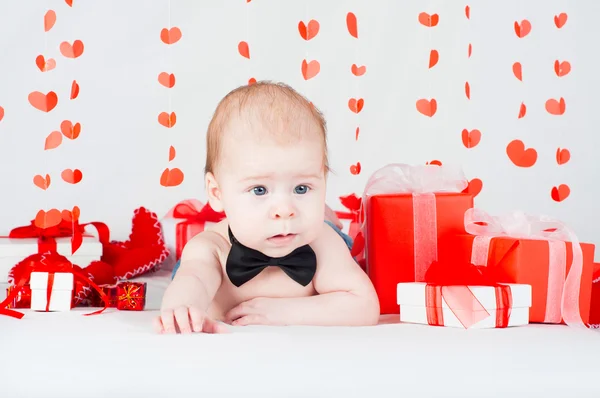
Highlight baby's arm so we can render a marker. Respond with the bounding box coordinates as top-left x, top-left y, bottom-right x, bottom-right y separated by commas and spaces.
155, 231, 228, 334
246, 224, 380, 326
